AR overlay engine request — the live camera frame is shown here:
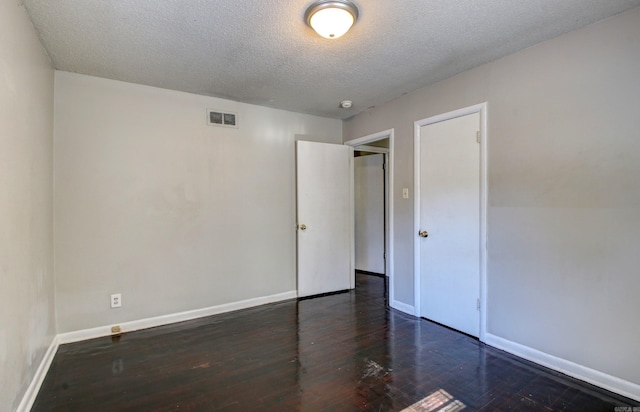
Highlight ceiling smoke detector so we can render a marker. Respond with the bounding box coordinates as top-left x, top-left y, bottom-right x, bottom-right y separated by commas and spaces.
340, 100, 353, 109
